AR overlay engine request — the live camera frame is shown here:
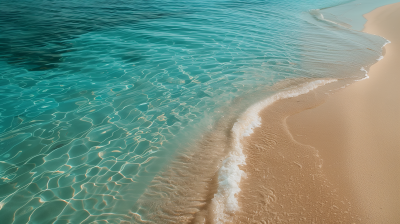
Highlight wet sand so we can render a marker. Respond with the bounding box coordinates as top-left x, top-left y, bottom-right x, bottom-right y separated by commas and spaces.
233, 2, 400, 223
288, 3, 400, 223
231, 80, 363, 223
